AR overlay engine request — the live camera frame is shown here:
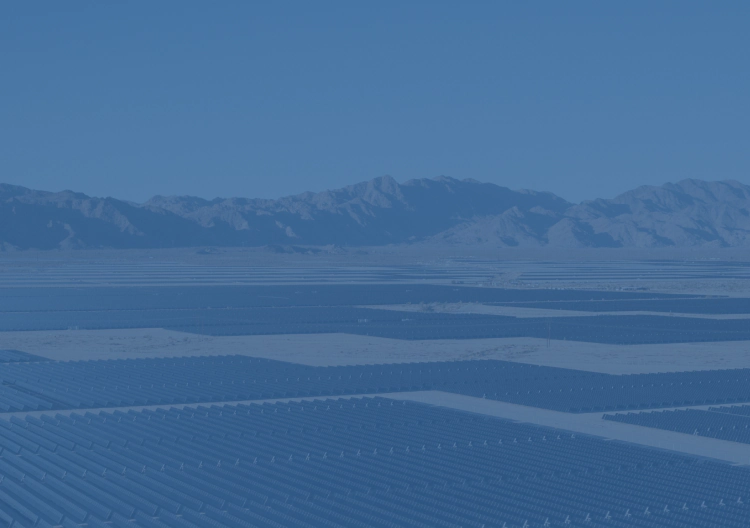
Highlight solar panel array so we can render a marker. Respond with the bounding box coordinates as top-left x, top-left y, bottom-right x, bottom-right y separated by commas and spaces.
0, 285, 674, 312
3, 259, 749, 287
0, 350, 46, 364
3, 305, 750, 345
2, 283, 748, 345
166, 311, 750, 345
0, 263, 503, 288
711, 405, 750, 417
465, 366, 750, 412
2, 257, 749, 527
510, 260, 750, 283
1, 397, 749, 528
2, 356, 750, 414
0, 356, 316, 413
490, 297, 750, 314
605, 405, 750, 445
8, 285, 748, 346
